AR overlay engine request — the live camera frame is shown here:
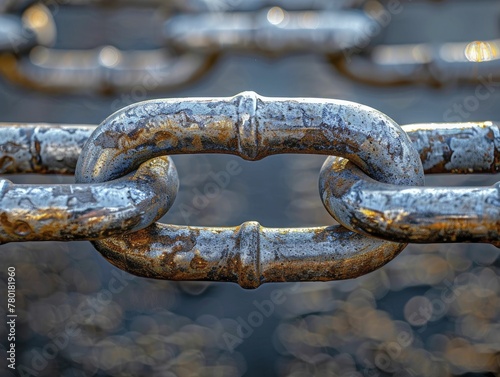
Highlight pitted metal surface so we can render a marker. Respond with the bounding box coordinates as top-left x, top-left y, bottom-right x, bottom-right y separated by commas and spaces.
0, 123, 95, 174
74, 91, 423, 286
403, 122, 500, 174
75, 91, 424, 185
3, 96, 500, 284
0, 155, 178, 243
93, 222, 404, 289
3, 121, 499, 177
320, 158, 500, 247
320, 123, 500, 246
